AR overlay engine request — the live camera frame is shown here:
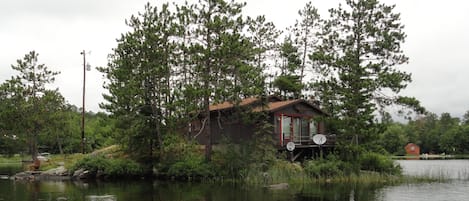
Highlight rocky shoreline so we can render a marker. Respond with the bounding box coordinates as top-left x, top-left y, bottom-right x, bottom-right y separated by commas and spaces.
9, 166, 91, 181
